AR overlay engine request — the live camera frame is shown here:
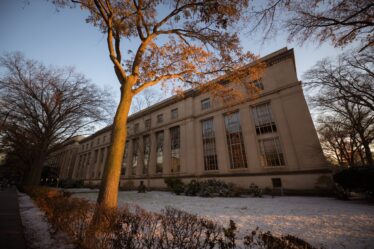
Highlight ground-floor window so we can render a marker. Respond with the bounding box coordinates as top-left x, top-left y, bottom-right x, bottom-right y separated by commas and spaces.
201, 118, 218, 170
224, 112, 248, 169
259, 137, 285, 166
